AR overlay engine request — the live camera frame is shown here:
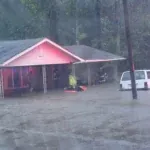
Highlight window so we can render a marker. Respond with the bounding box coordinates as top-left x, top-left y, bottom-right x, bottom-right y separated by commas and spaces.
147, 71, 150, 79
8, 75, 13, 88
7, 69, 13, 88
135, 71, 145, 80
122, 71, 145, 81
122, 72, 130, 81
